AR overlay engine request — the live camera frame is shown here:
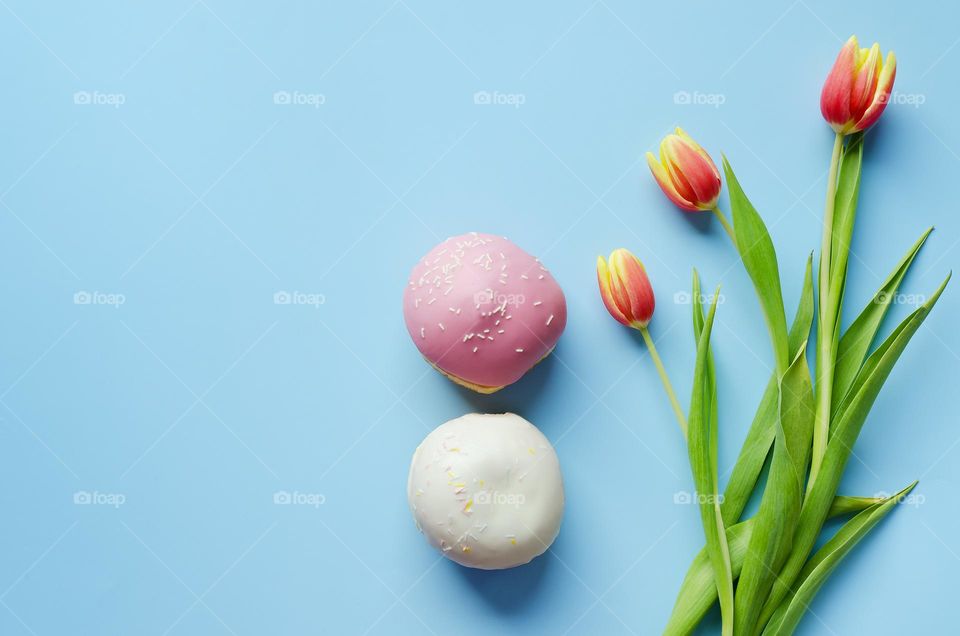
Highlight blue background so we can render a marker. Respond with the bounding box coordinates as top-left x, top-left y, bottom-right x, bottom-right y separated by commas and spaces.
1, 1, 956, 634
